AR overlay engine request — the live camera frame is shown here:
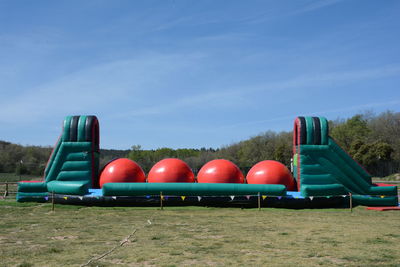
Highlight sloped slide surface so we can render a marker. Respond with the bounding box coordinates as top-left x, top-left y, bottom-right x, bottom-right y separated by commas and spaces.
293, 116, 398, 206
17, 115, 100, 201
